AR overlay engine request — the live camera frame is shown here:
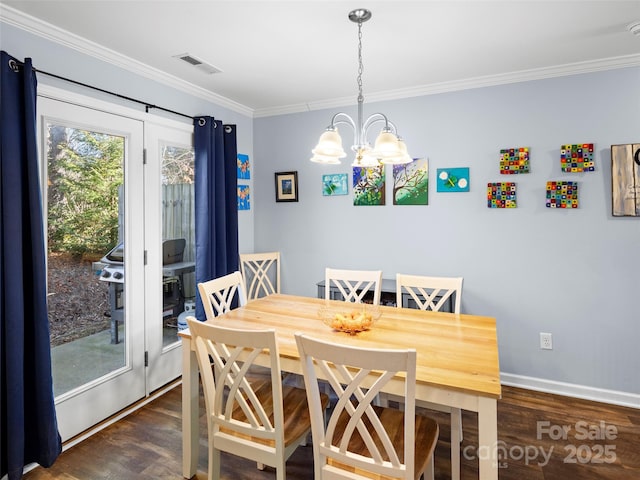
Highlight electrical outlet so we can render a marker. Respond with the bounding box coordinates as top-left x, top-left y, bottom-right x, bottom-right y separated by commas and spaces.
540, 332, 553, 350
